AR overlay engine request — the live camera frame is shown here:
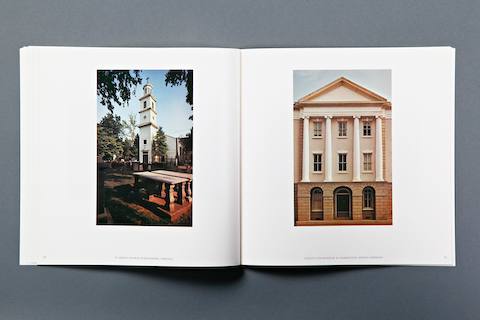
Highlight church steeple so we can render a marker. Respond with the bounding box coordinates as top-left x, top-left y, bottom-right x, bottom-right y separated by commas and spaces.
138, 78, 158, 164
143, 77, 153, 95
